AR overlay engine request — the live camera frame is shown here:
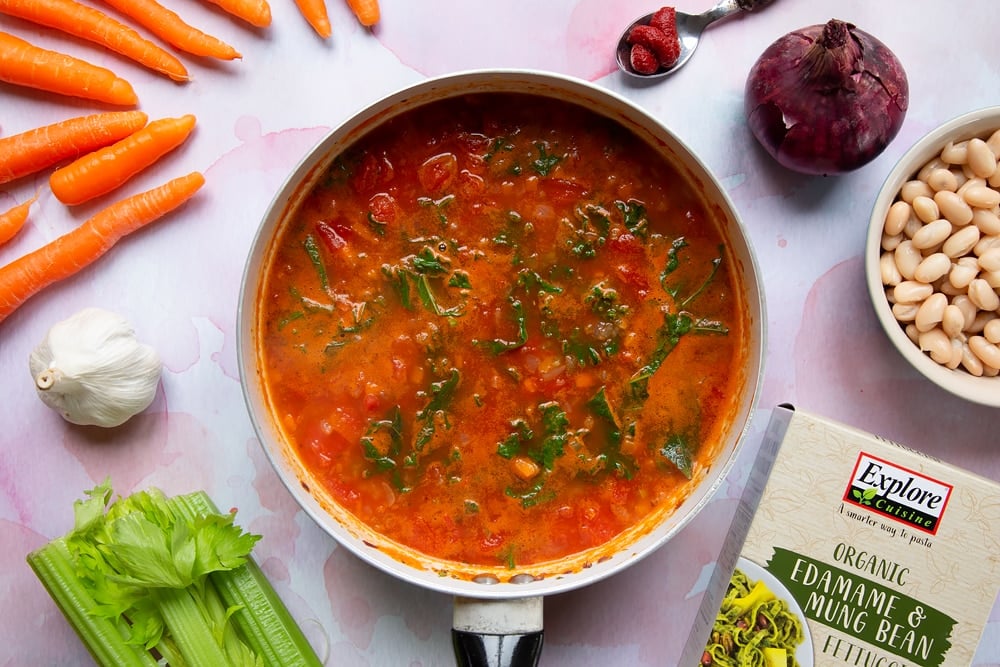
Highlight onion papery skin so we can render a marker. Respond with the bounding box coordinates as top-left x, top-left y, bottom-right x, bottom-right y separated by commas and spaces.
745, 19, 909, 176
